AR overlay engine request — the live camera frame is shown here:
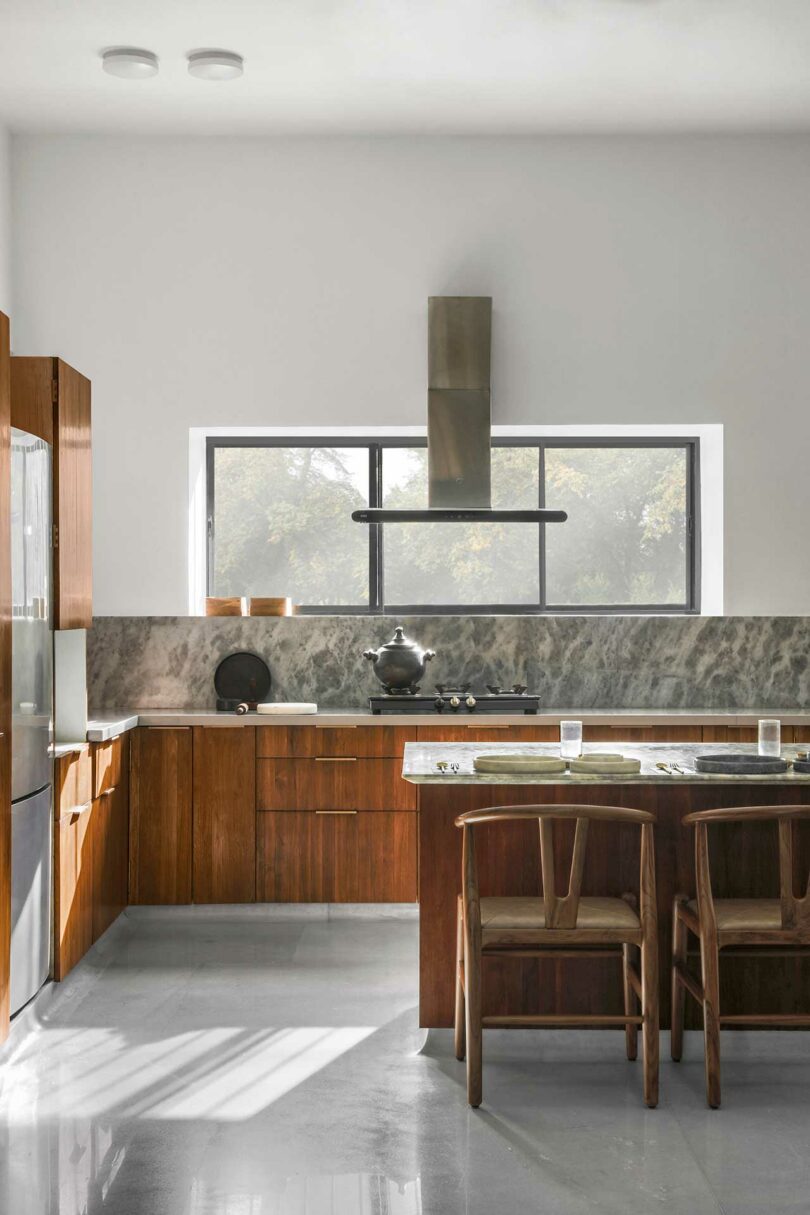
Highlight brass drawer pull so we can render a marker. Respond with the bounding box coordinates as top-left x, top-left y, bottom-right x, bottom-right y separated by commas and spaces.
62, 800, 93, 822
315, 809, 358, 815
314, 756, 357, 762
315, 724, 357, 729
467, 725, 511, 730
